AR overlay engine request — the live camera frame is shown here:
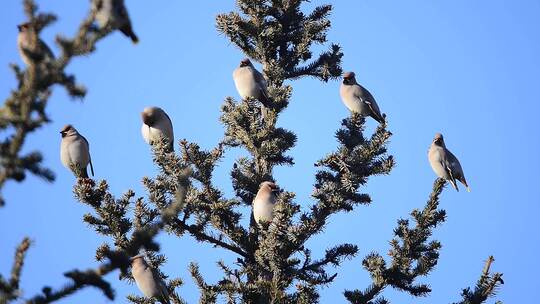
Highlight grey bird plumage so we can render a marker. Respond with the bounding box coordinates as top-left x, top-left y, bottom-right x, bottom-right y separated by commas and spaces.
253, 181, 278, 225
233, 58, 269, 104
131, 255, 170, 304
17, 22, 54, 66
141, 107, 174, 152
428, 133, 470, 192
60, 125, 94, 178
93, 0, 138, 43
340, 71, 385, 124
